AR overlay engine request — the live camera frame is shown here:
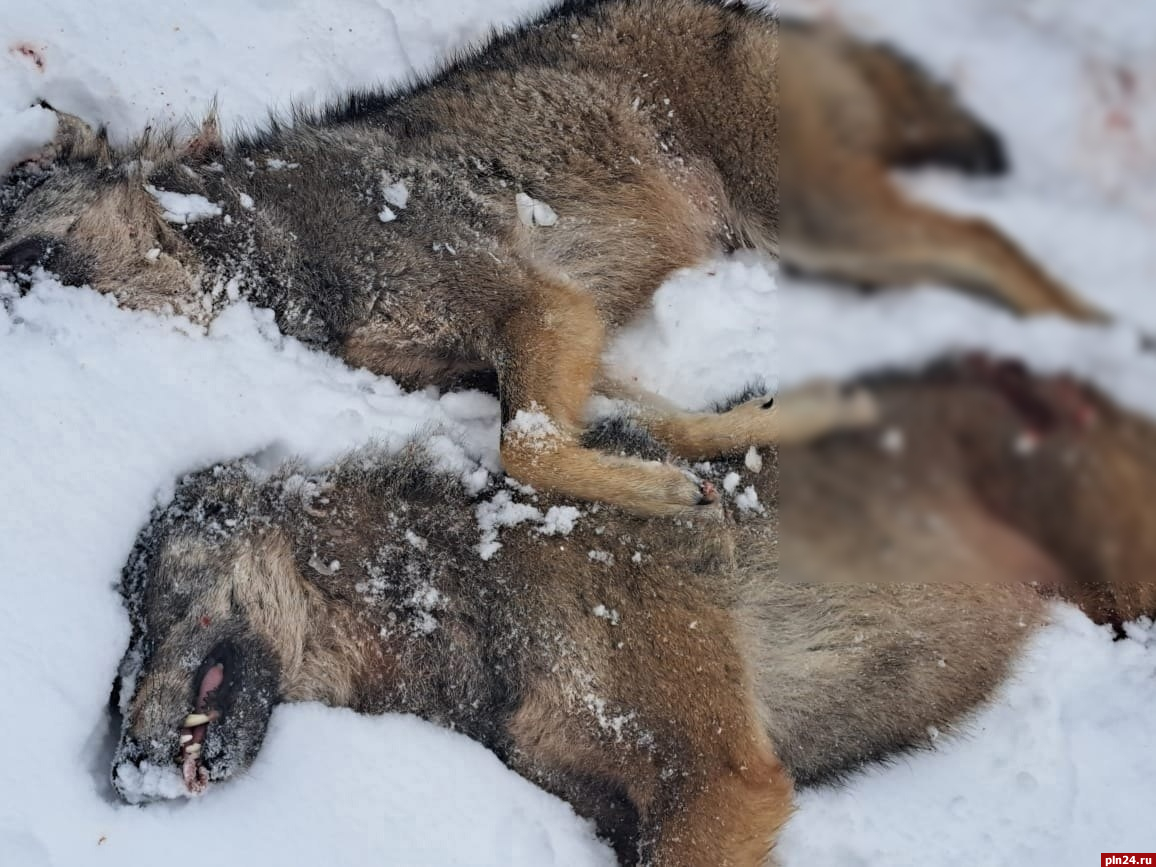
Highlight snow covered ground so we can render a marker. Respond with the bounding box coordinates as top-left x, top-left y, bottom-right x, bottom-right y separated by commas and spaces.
0, 0, 1153, 865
